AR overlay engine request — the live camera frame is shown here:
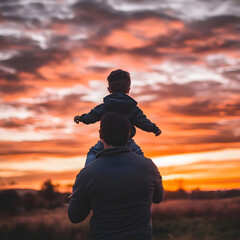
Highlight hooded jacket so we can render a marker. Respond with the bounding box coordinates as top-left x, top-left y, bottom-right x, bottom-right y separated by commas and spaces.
78, 93, 160, 138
